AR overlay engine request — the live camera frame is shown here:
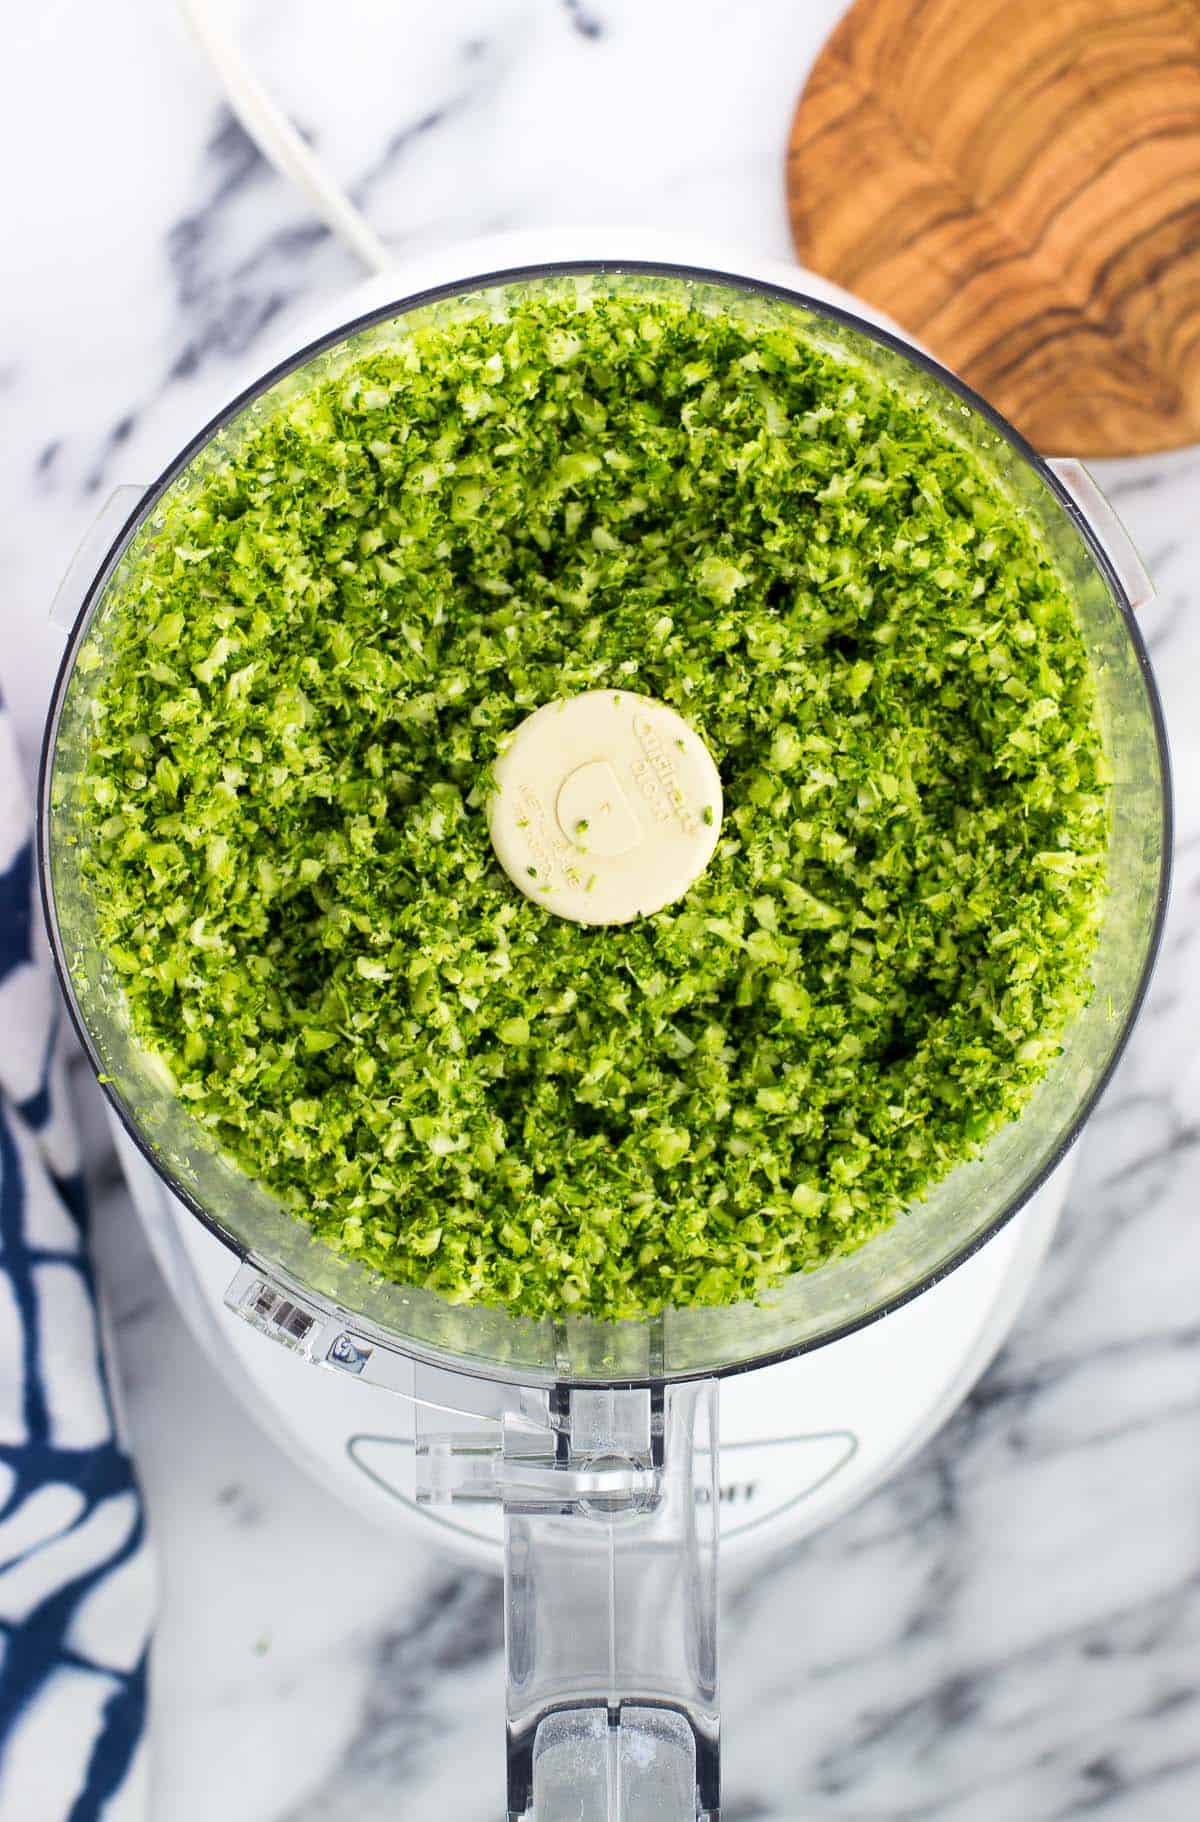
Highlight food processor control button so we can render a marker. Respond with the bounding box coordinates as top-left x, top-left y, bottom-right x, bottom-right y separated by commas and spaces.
488, 689, 723, 925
